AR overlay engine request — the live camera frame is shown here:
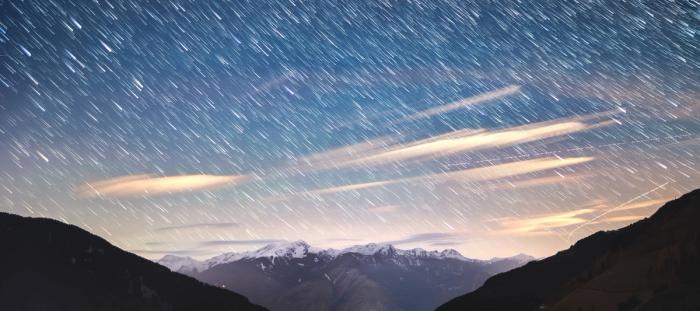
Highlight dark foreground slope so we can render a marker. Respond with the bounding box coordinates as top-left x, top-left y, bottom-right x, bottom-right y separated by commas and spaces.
0, 212, 265, 311
439, 189, 700, 311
